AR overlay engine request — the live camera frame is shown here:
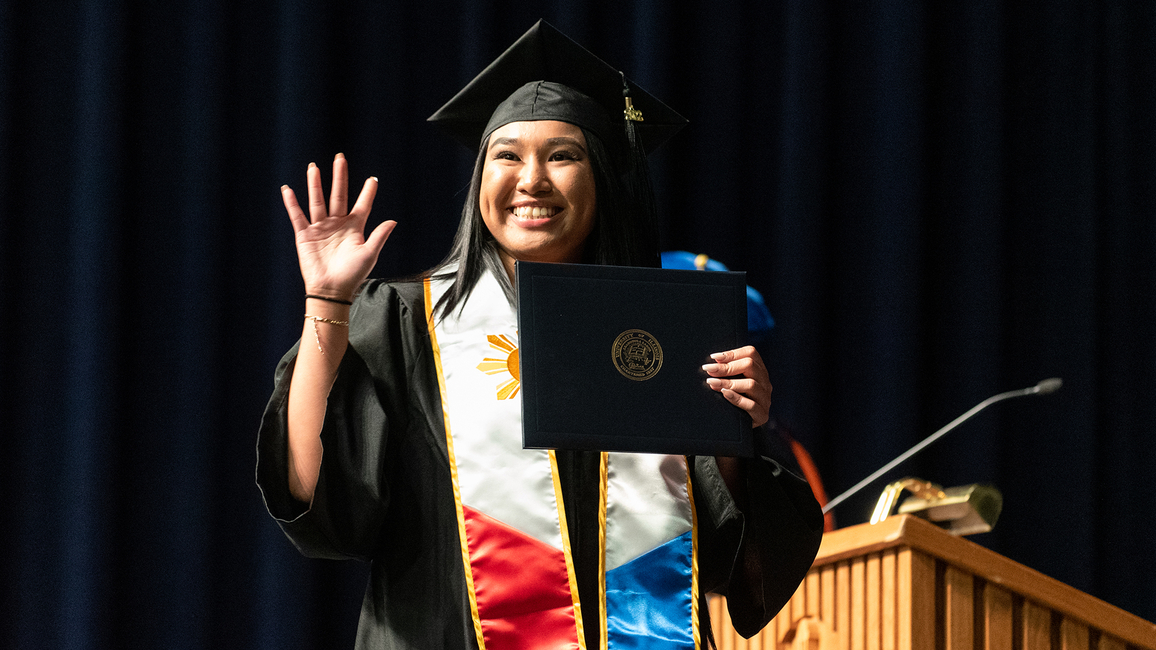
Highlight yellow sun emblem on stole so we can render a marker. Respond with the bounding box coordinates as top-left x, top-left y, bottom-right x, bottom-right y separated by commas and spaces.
476, 334, 520, 400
